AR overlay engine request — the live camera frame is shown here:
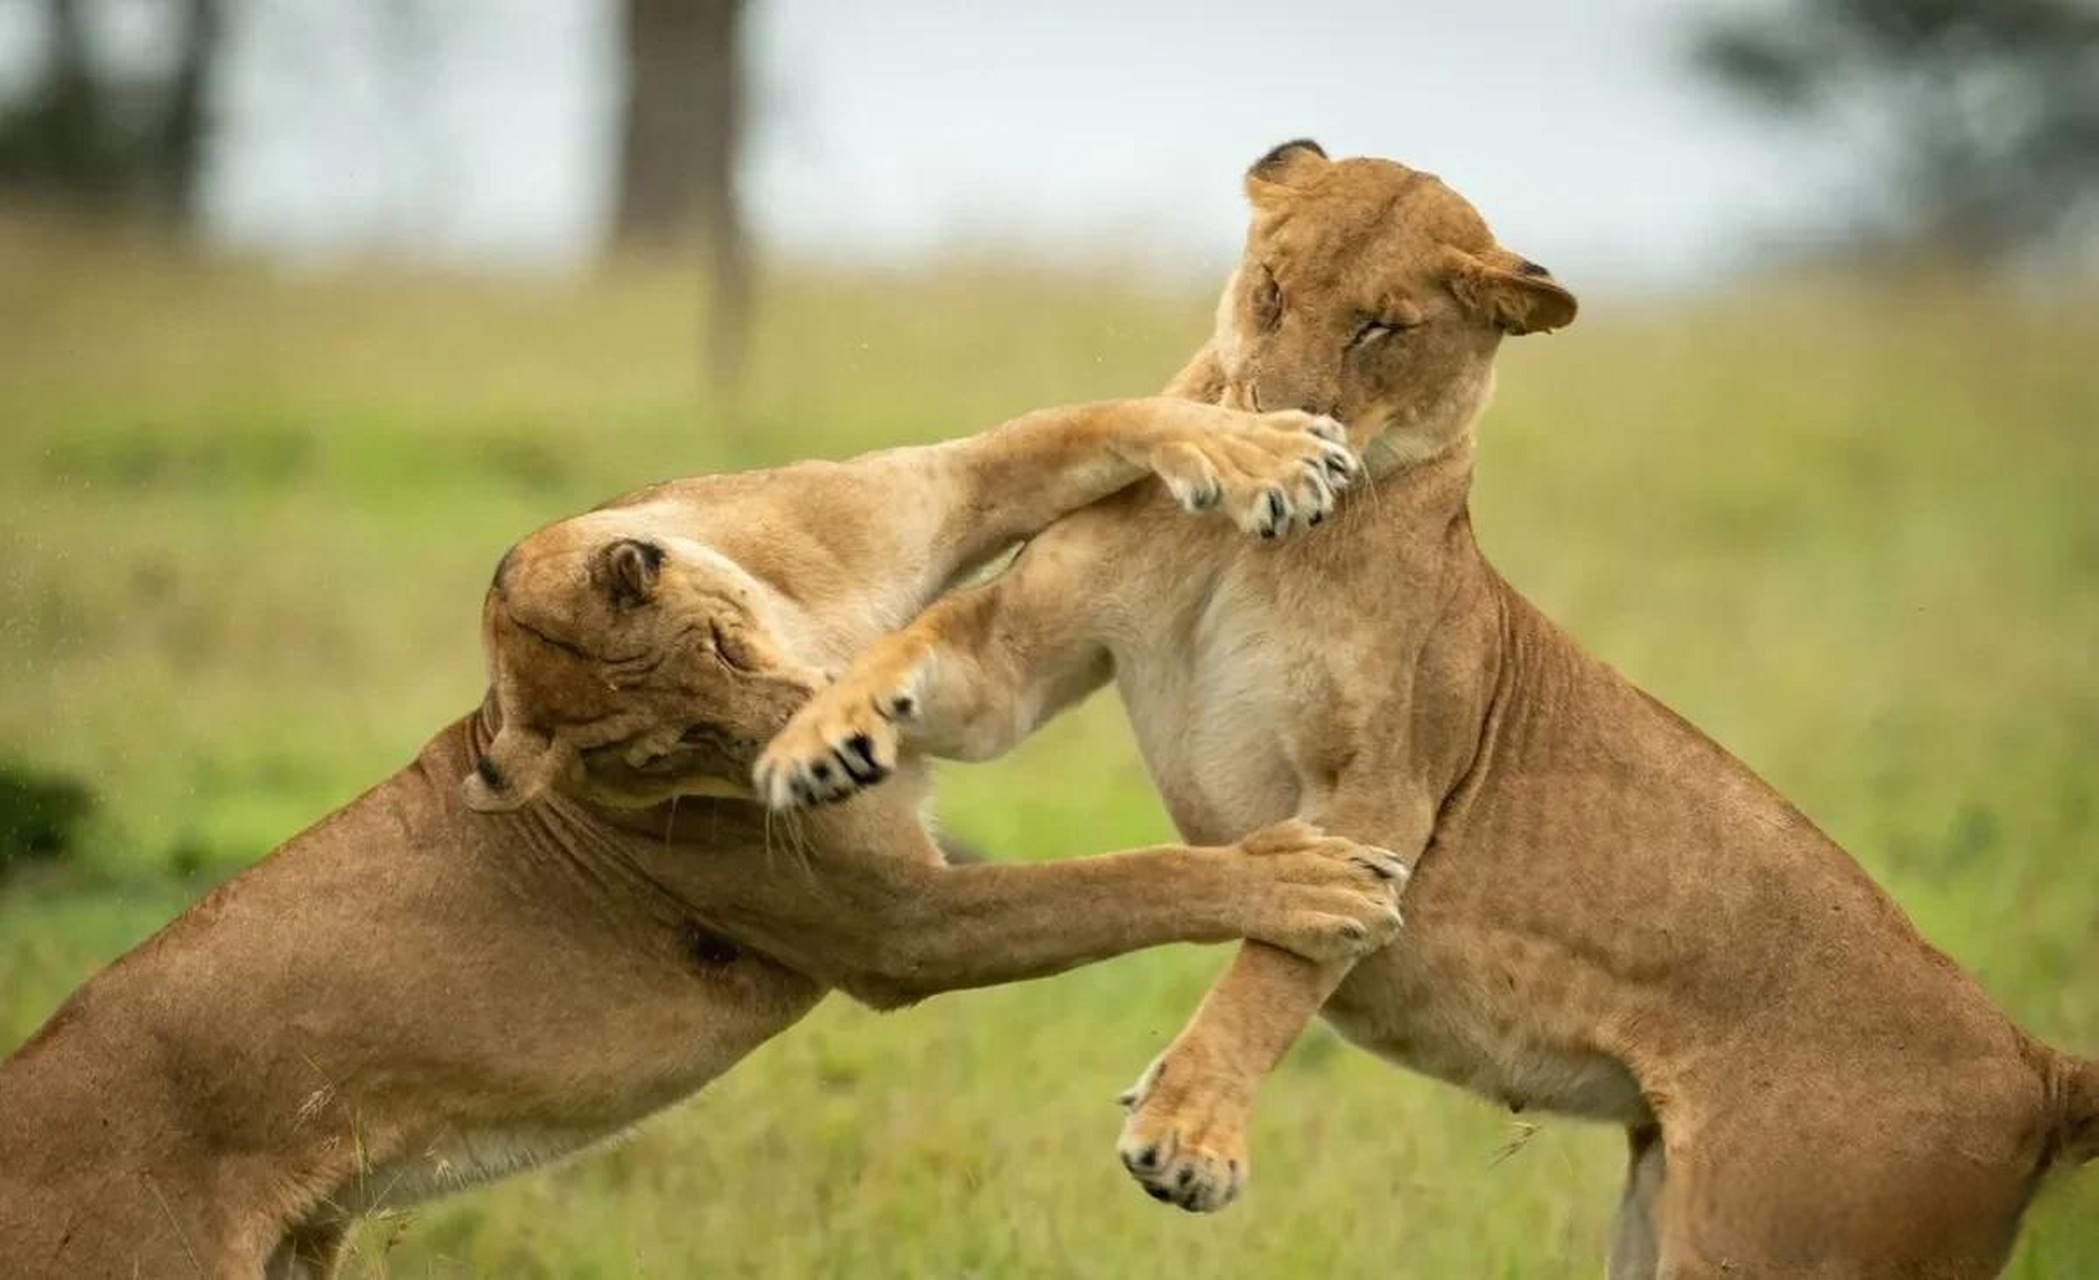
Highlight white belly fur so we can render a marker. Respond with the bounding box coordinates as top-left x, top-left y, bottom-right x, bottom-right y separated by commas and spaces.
1320, 939, 1651, 1126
